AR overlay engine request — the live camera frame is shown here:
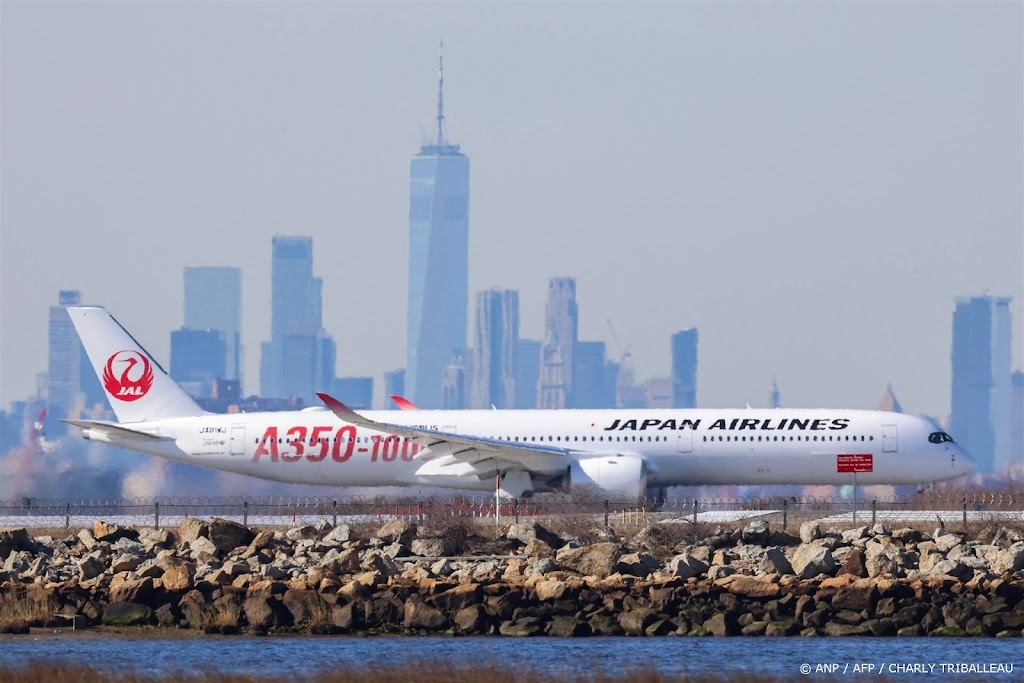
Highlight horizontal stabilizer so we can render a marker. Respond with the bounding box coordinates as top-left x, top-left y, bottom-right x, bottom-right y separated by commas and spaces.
62, 420, 172, 441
